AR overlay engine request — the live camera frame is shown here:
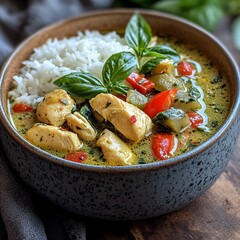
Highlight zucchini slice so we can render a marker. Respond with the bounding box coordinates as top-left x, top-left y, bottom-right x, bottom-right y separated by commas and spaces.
153, 107, 190, 133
